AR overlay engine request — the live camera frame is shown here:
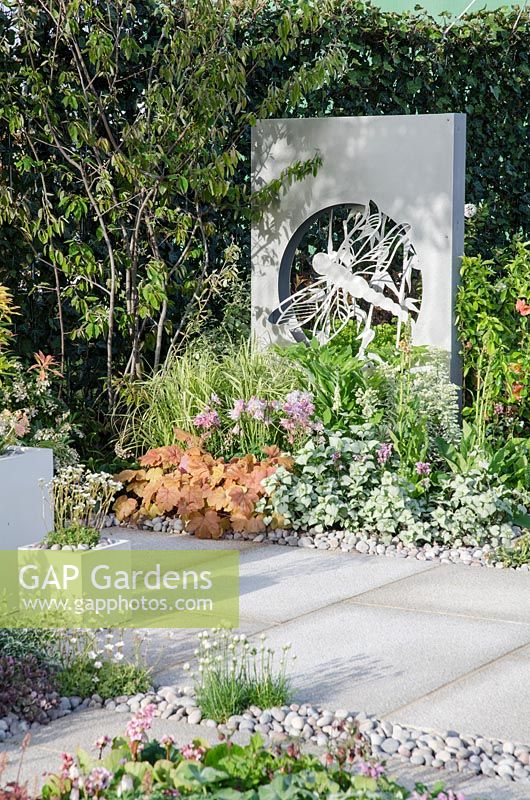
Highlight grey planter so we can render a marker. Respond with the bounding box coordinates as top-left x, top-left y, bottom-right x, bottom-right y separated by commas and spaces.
0, 446, 54, 549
